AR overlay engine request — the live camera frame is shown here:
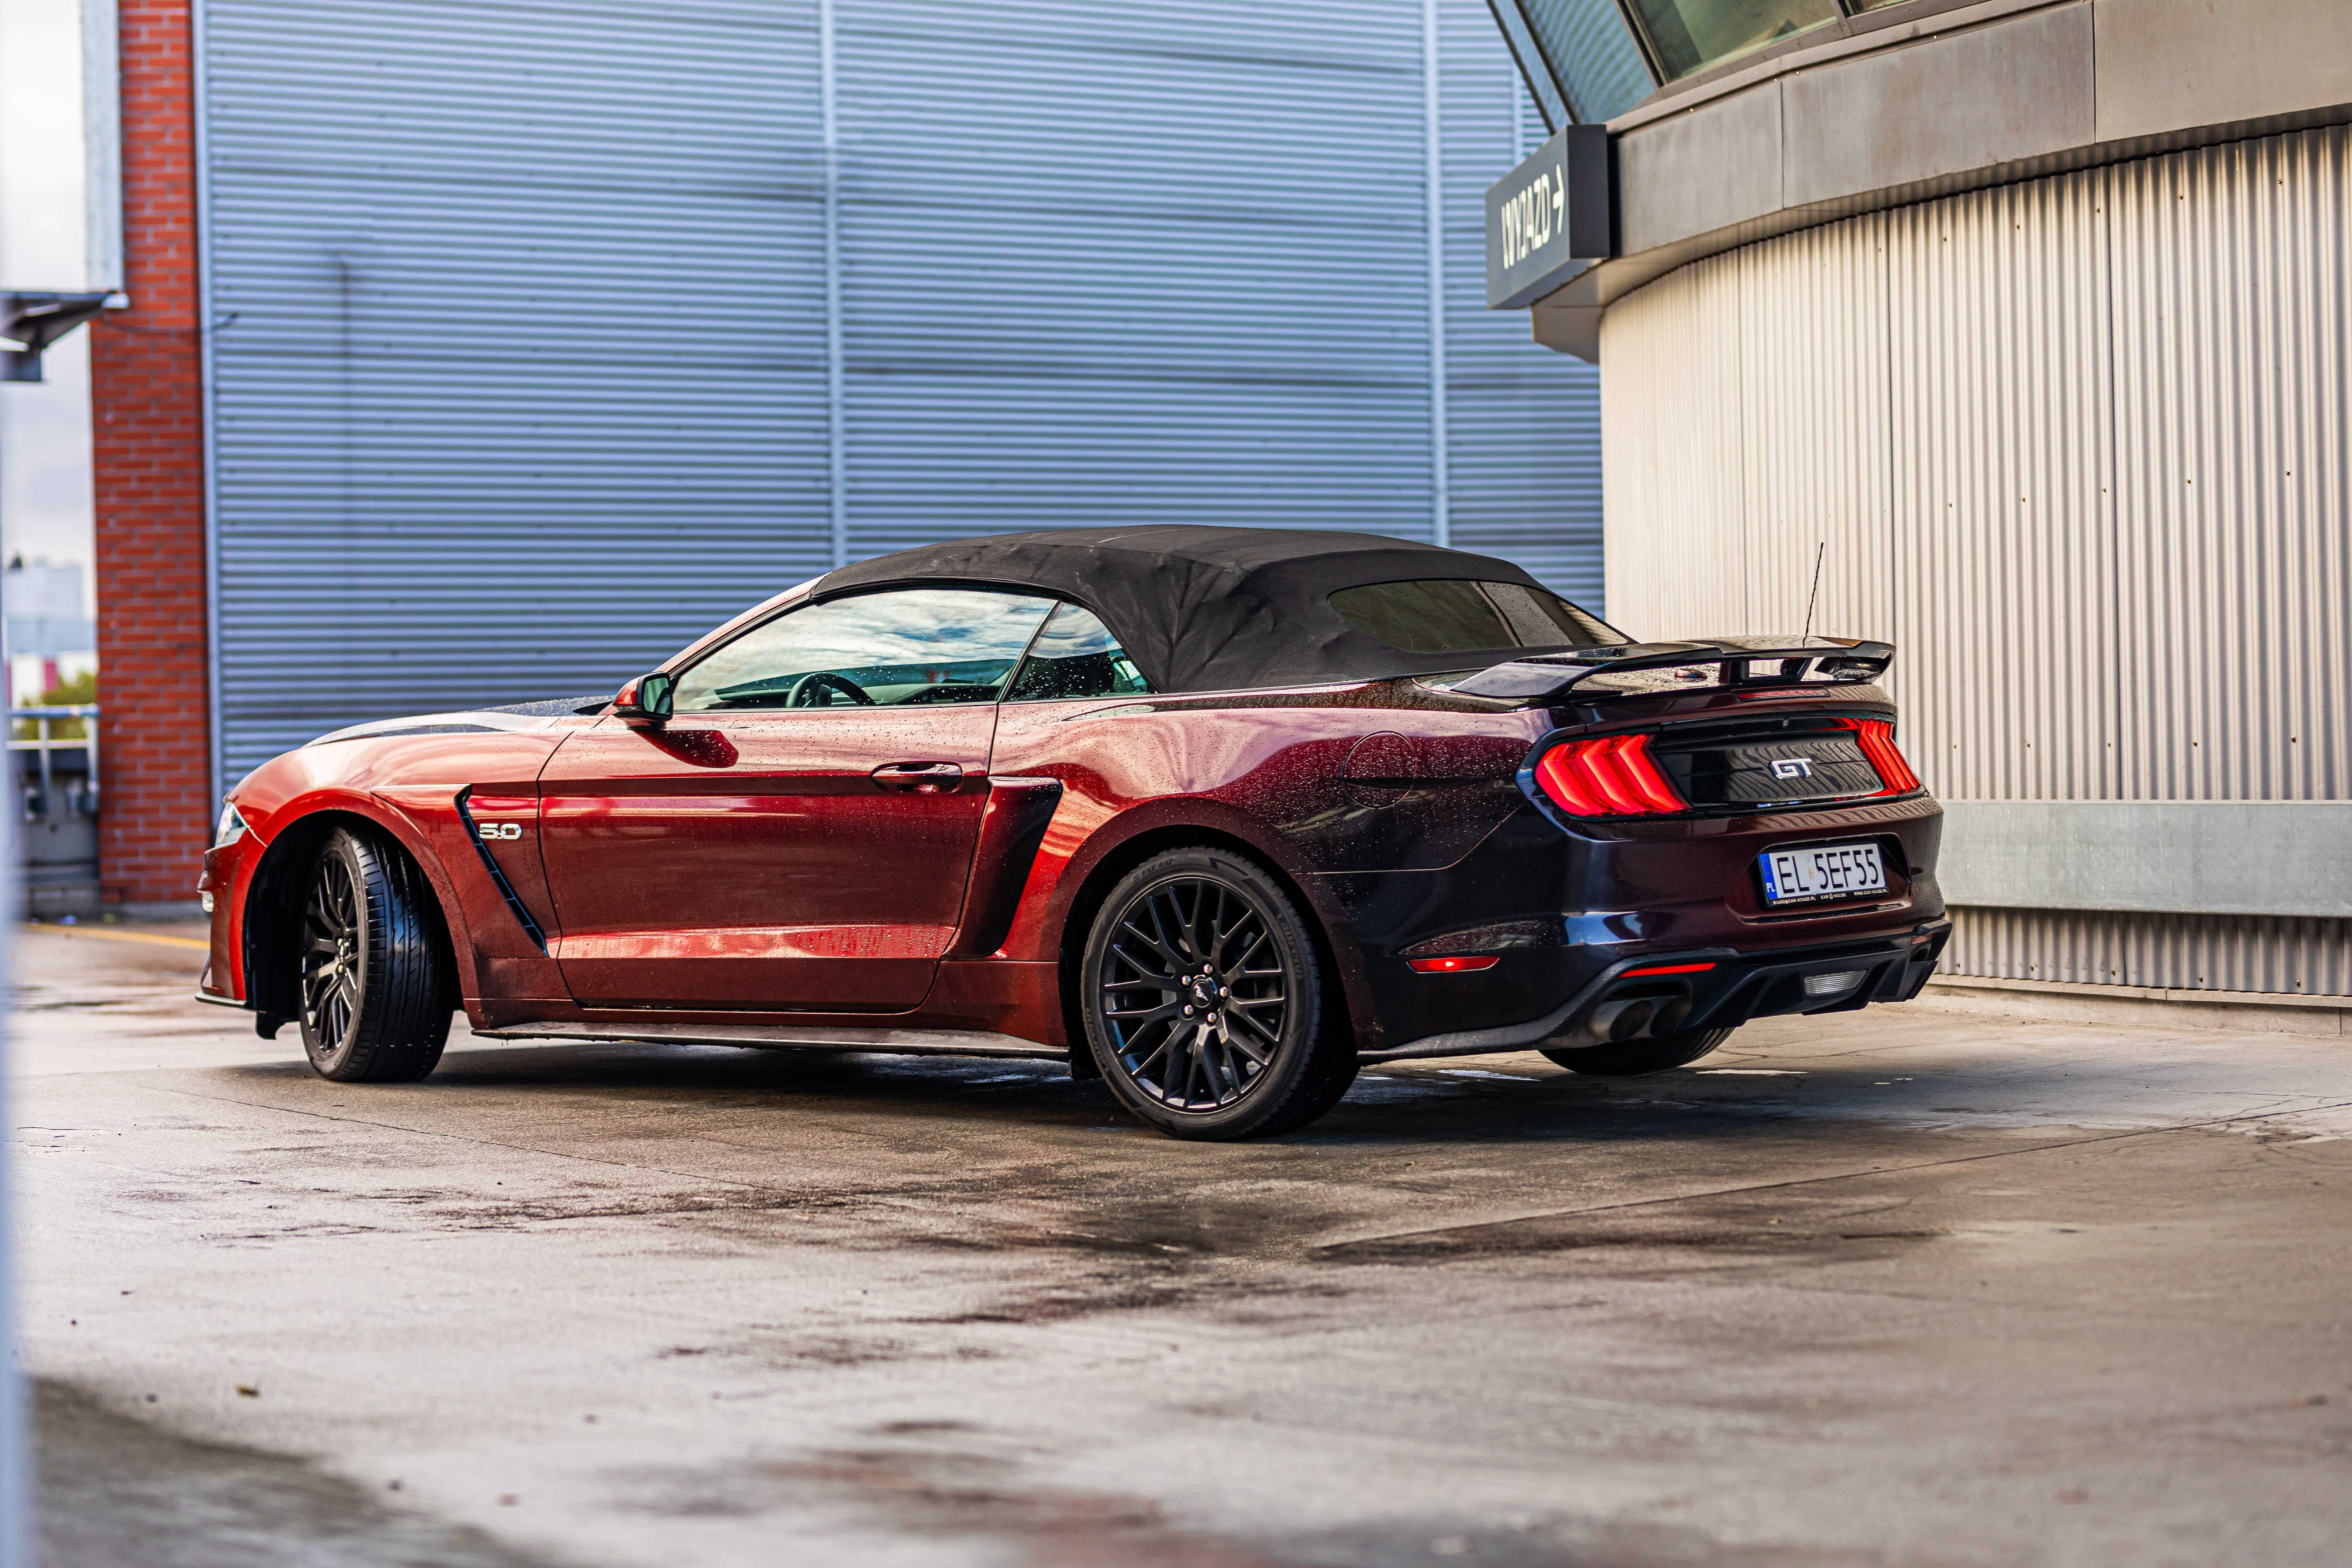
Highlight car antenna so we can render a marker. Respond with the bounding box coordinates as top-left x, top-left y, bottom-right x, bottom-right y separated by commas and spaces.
1800, 541, 1826, 642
